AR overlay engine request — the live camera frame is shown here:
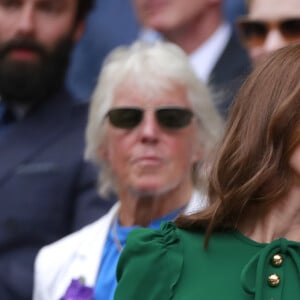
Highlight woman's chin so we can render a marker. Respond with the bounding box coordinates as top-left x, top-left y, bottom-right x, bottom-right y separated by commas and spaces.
131, 182, 173, 198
